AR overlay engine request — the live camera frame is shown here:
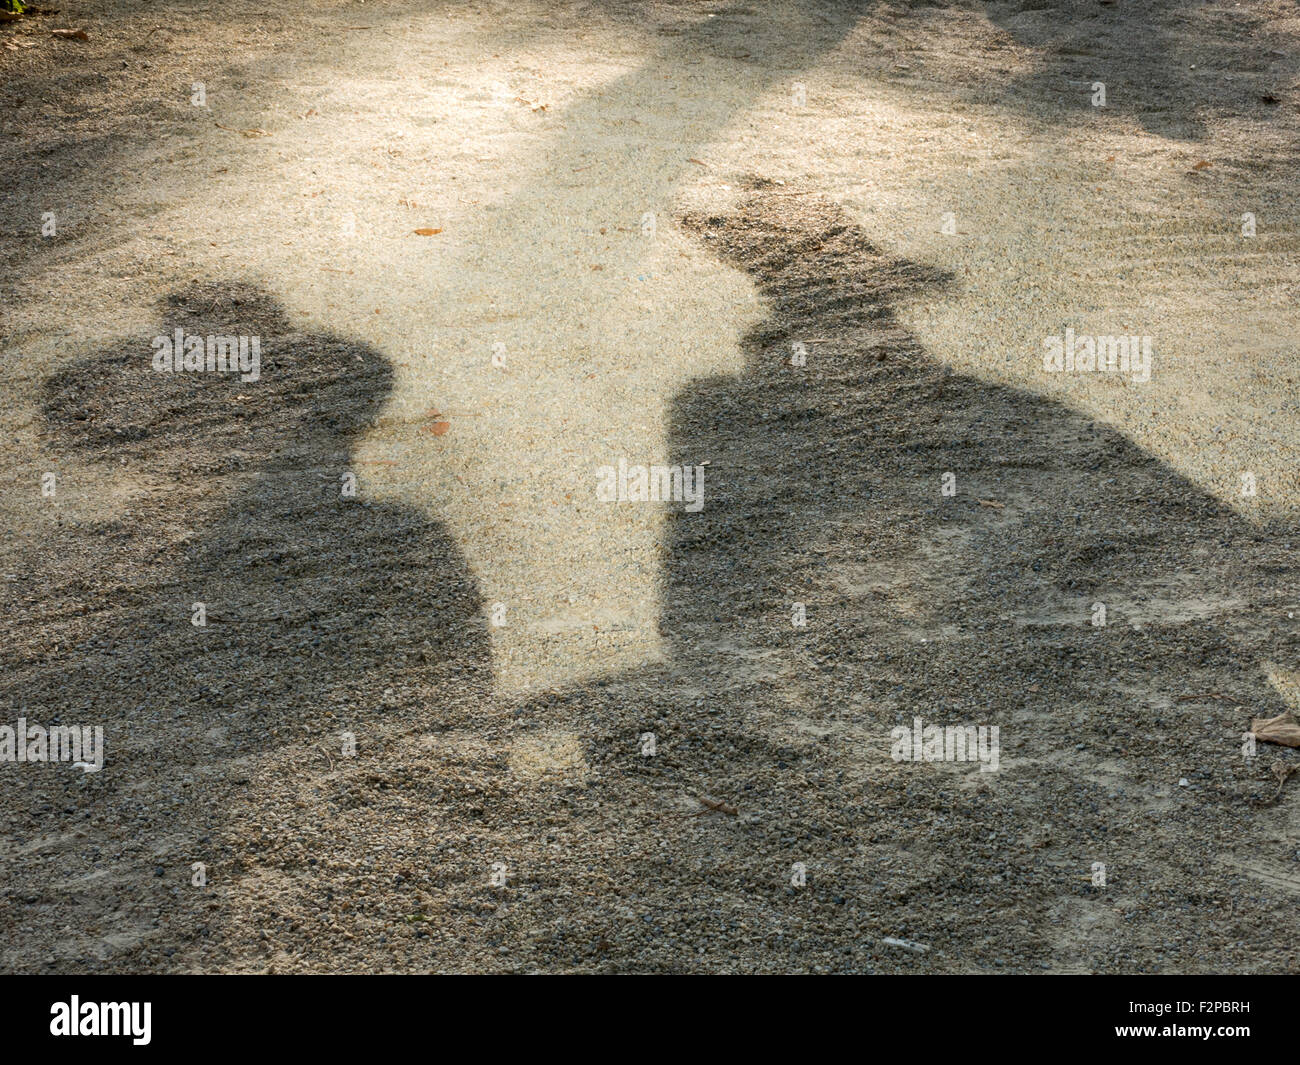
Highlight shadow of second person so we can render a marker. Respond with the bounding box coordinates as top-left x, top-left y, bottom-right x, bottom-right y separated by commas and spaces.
38, 282, 493, 740
488, 182, 1299, 974
1, 282, 493, 971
